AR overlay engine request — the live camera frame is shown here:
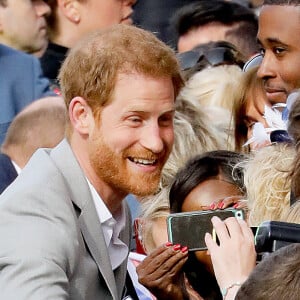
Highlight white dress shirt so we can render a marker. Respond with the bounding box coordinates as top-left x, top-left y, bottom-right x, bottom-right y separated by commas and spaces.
87, 179, 128, 270
11, 160, 21, 175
